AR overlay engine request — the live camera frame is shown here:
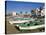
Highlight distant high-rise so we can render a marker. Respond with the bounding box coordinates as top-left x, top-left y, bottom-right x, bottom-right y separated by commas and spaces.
35, 8, 40, 16
41, 8, 45, 16
12, 12, 16, 16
